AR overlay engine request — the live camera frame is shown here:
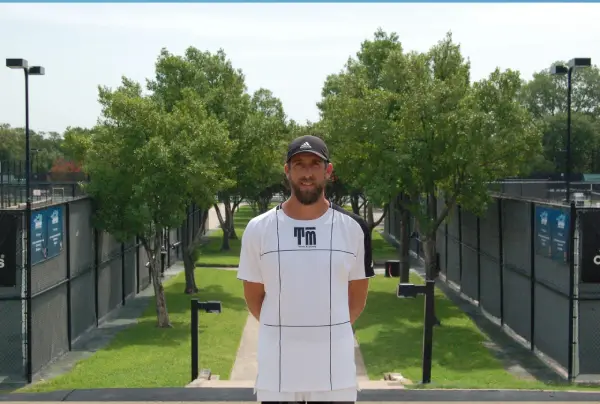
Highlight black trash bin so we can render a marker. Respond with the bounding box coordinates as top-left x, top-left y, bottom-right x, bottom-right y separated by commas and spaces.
385, 260, 400, 278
